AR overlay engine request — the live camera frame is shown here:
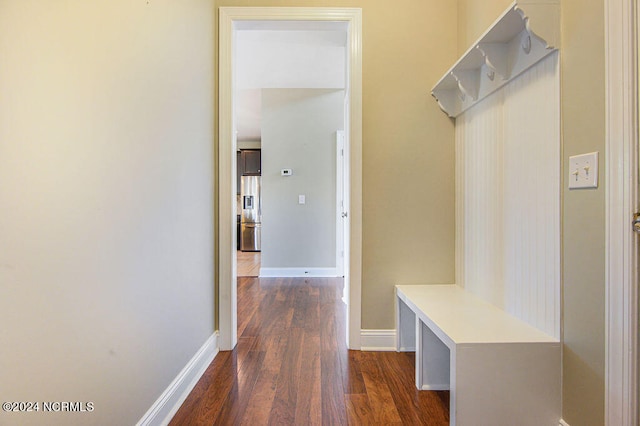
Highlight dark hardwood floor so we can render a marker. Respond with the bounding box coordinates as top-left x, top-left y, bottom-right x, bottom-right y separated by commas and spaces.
169, 277, 449, 425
